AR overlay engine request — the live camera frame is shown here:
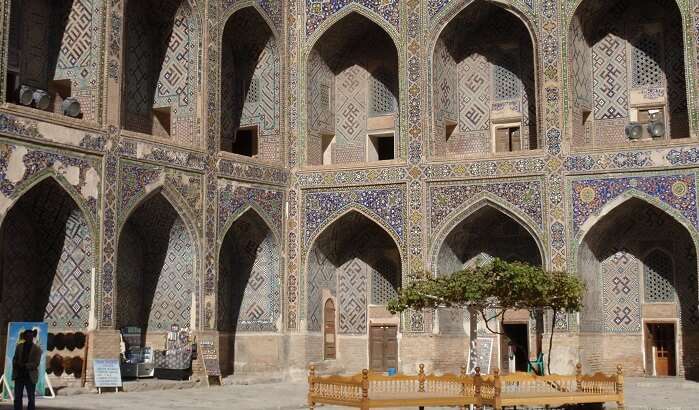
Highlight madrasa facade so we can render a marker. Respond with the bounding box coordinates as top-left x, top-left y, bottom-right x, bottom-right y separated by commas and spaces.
0, 0, 698, 386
